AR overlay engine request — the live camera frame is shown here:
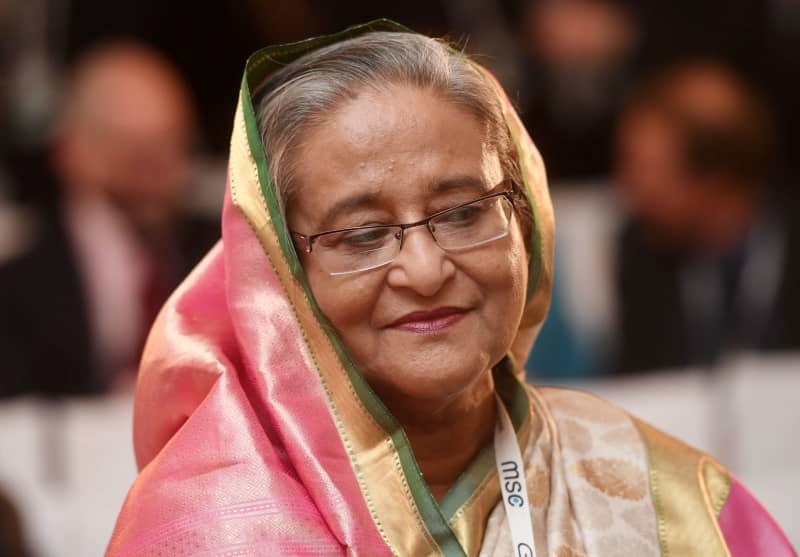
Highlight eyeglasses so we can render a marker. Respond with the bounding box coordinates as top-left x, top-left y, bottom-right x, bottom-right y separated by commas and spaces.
291, 181, 517, 276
